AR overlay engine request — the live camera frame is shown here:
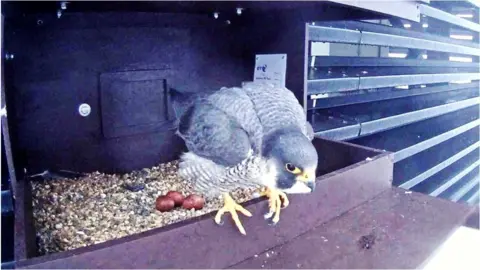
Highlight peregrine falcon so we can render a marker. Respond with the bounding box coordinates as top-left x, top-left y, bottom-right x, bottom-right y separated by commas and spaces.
170, 81, 318, 235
